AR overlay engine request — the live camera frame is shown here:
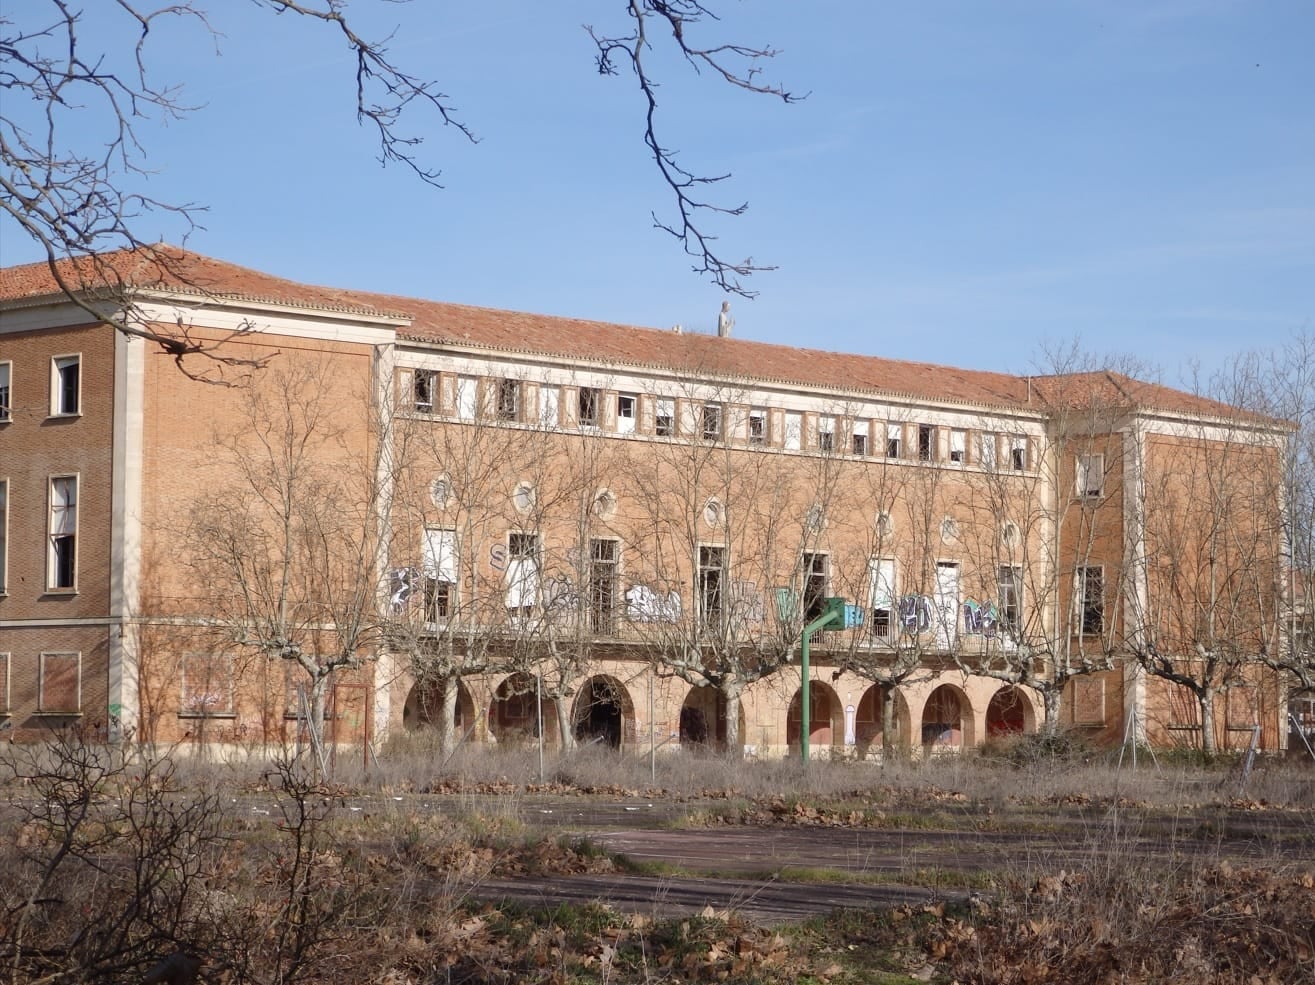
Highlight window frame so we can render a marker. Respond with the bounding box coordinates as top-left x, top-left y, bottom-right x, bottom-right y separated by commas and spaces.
496, 378, 521, 422
817, 416, 836, 453
422, 527, 459, 621
697, 544, 726, 628
0, 477, 7, 595
998, 564, 1022, 638
455, 375, 477, 421
867, 557, 897, 641
47, 474, 79, 592
655, 397, 675, 437
886, 422, 903, 459
412, 369, 437, 413
50, 354, 81, 417
801, 551, 829, 622
505, 531, 541, 618
616, 393, 637, 434
701, 403, 723, 442
783, 412, 802, 451
851, 419, 869, 457
589, 538, 620, 634
979, 432, 998, 470
1009, 434, 1028, 472
577, 387, 601, 429
38, 651, 81, 715
0, 360, 10, 422
1077, 566, 1104, 636
748, 407, 768, 445
1076, 453, 1105, 498
917, 424, 934, 462
949, 429, 966, 464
